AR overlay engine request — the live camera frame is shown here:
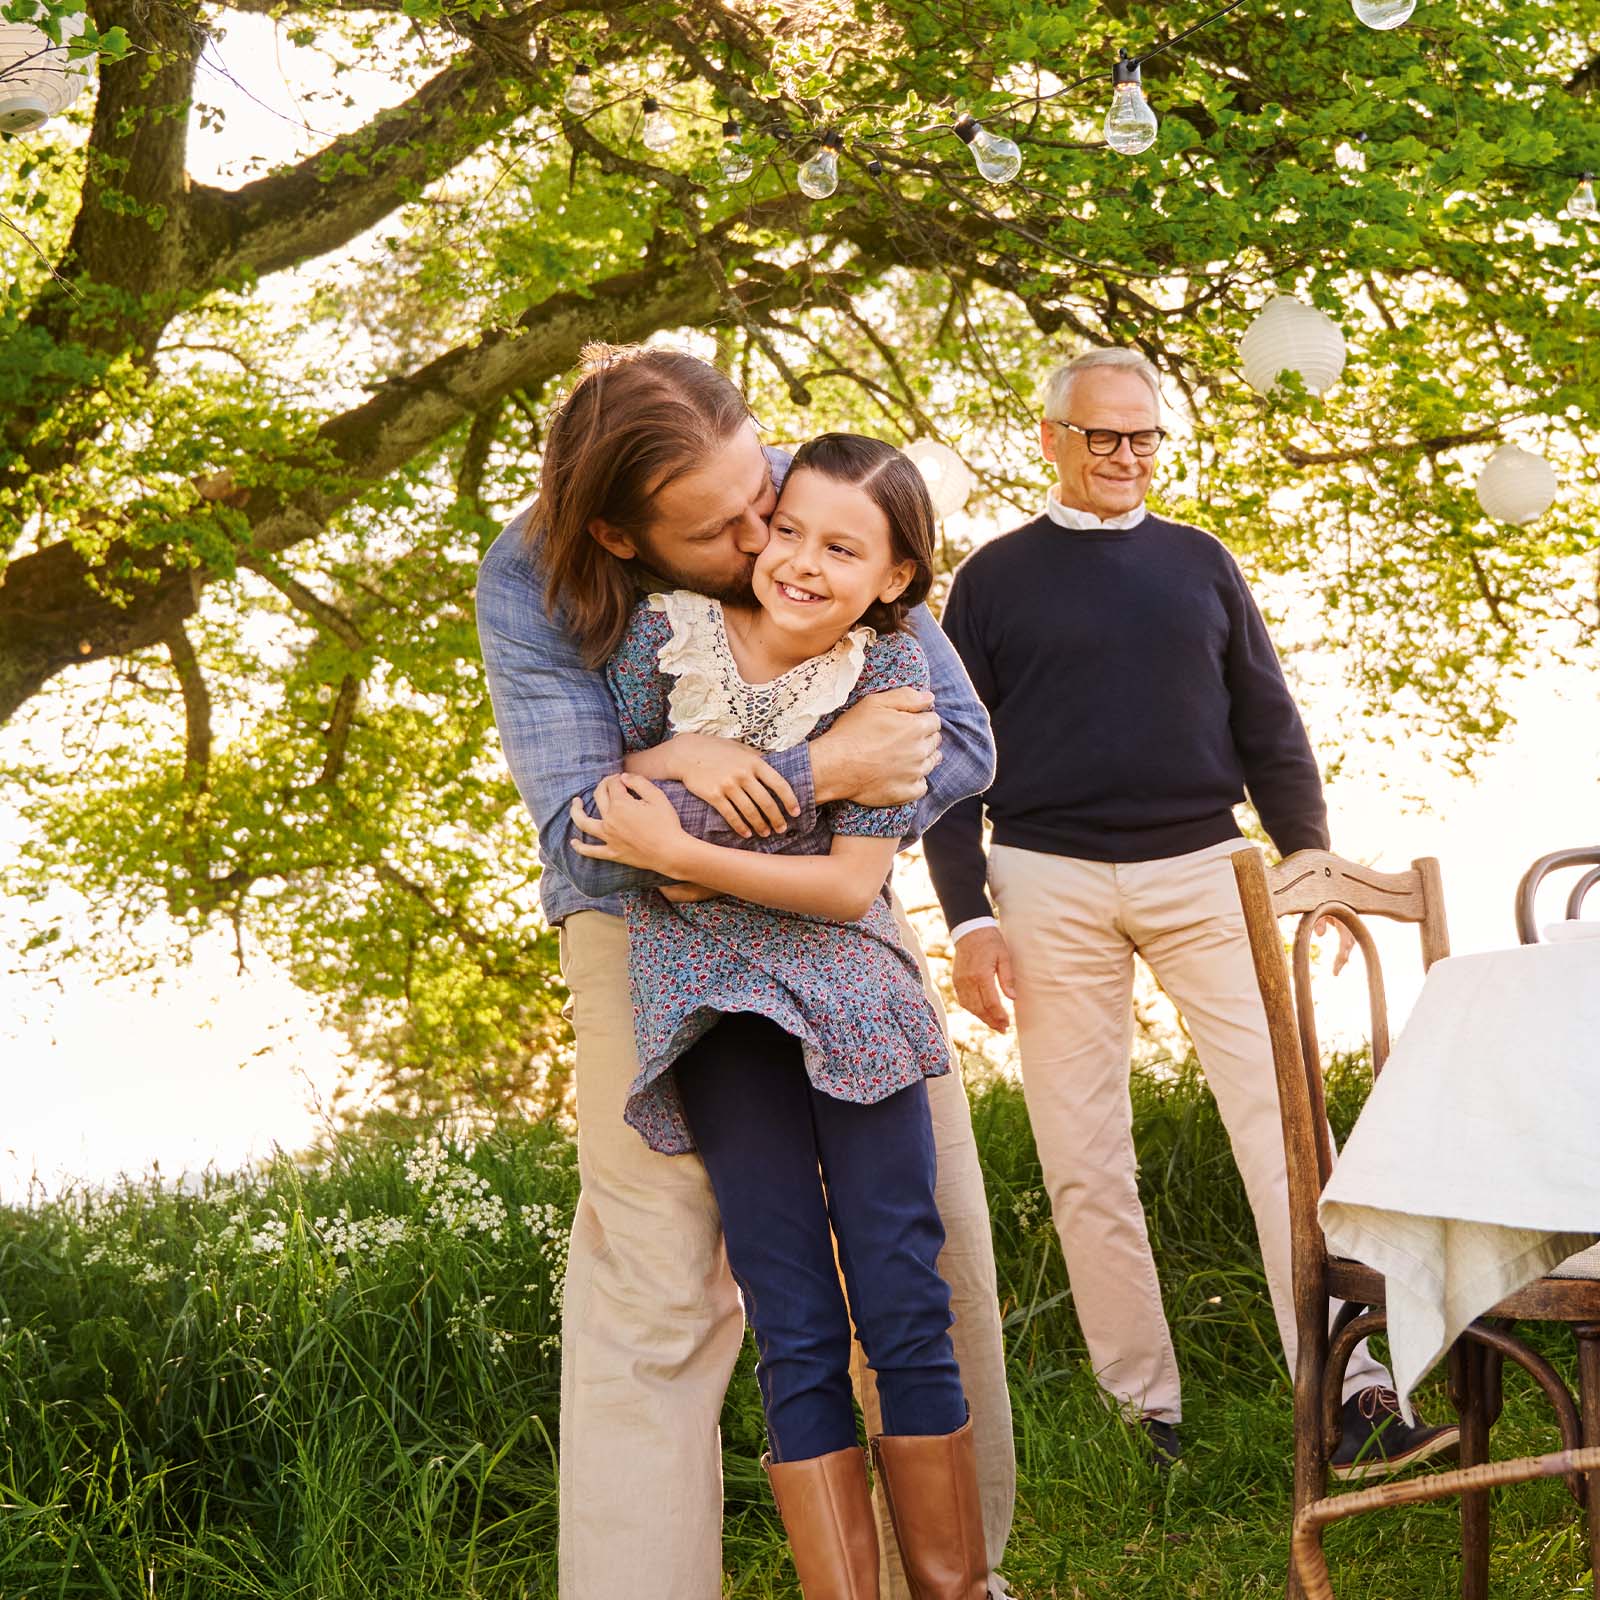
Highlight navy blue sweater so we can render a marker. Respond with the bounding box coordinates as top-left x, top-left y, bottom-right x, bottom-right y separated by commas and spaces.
922, 511, 1331, 929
